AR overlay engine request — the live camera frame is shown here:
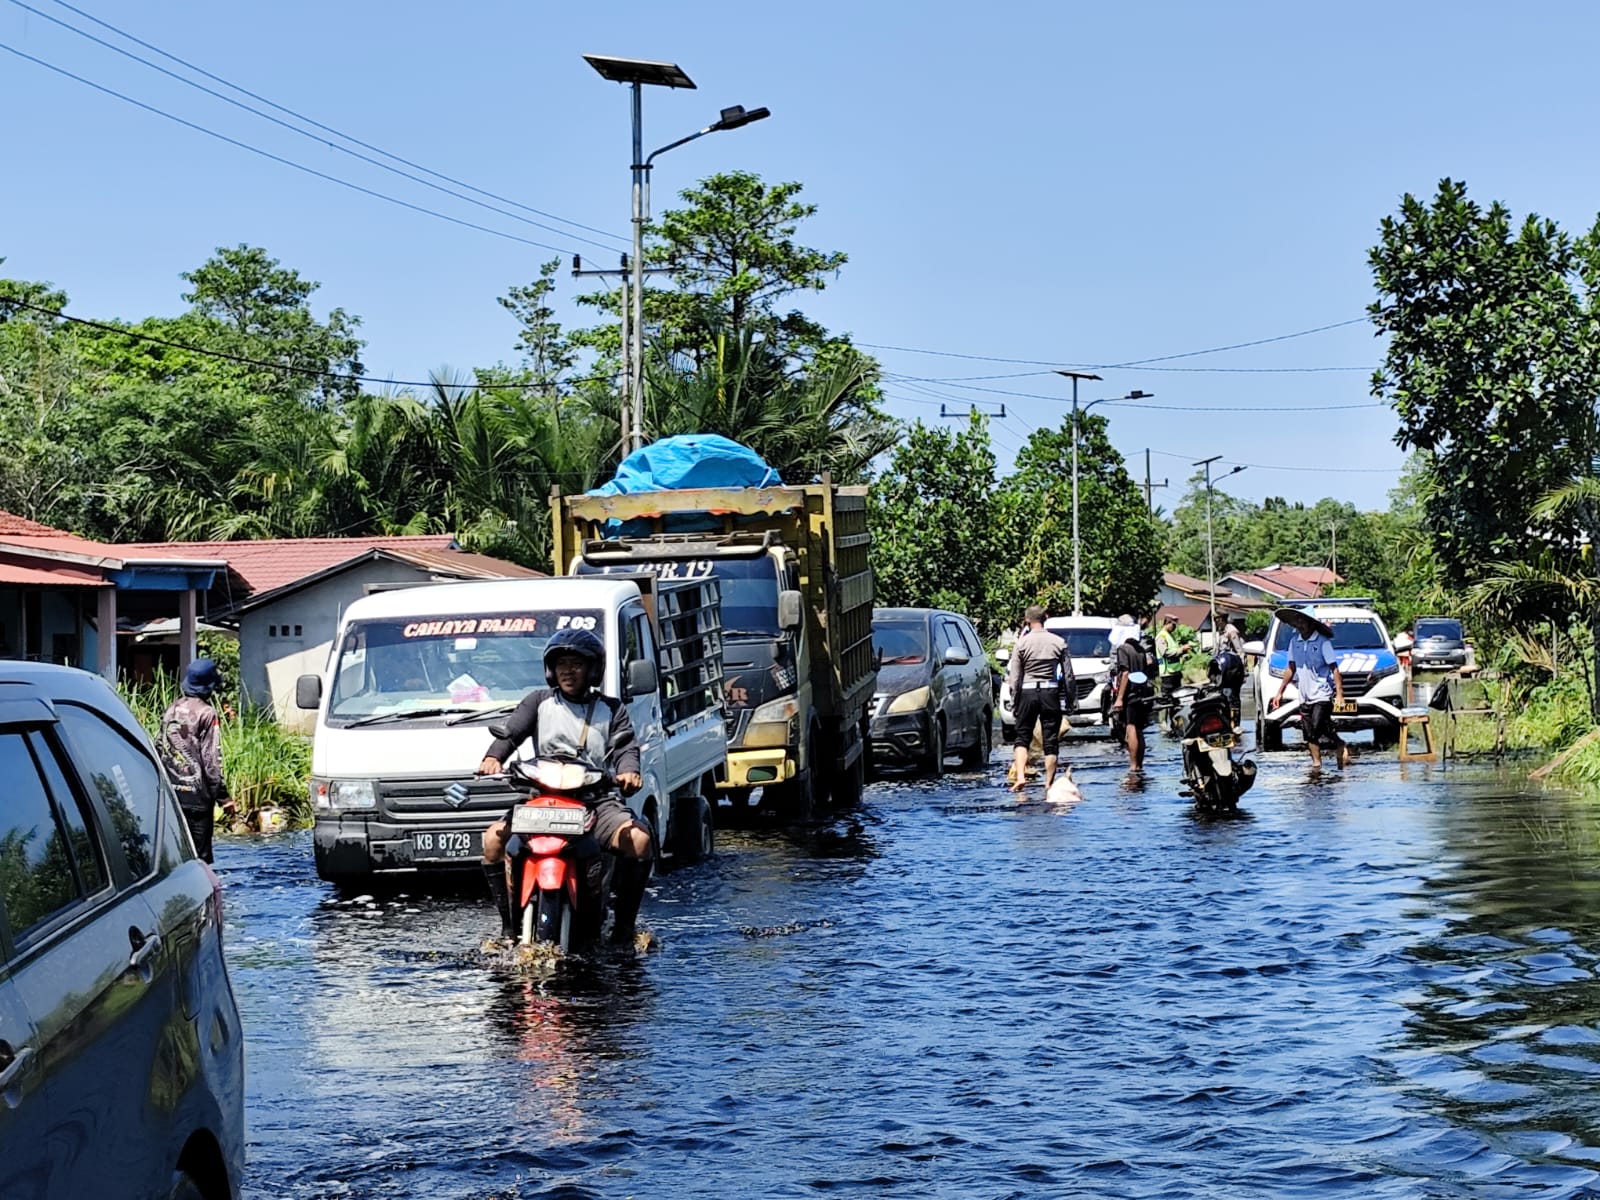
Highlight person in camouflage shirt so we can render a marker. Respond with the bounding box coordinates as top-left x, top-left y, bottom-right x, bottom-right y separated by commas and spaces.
159, 658, 234, 862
